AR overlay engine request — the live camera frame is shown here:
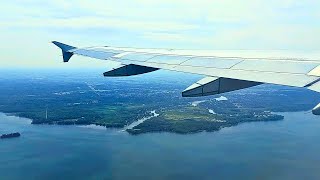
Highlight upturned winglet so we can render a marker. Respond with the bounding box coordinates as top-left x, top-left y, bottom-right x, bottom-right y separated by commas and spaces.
52, 41, 76, 62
